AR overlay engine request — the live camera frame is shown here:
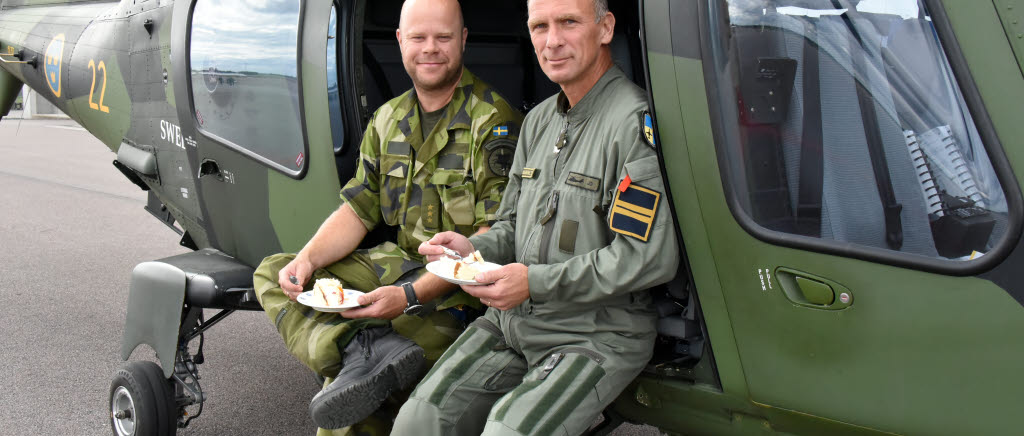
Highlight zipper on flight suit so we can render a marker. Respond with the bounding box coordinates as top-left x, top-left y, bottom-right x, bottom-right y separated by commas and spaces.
537, 191, 560, 264
537, 113, 573, 264
554, 118, 569, 154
